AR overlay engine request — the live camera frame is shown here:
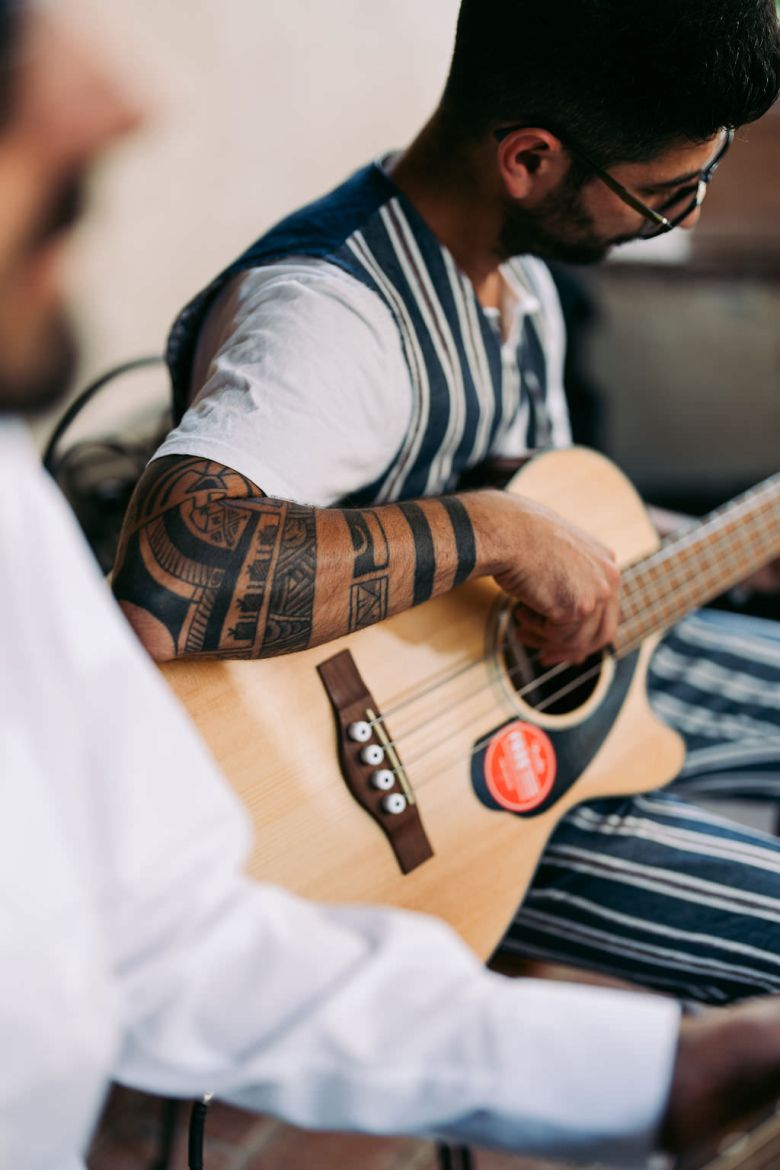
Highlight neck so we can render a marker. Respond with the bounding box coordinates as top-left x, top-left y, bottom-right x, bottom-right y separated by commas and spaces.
388, 116, 505, 304
615, 473, 780, 656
